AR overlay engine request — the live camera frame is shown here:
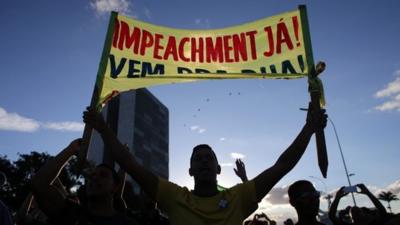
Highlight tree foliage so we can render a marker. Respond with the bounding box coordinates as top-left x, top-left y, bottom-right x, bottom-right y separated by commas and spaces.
377, 191, 399, 213
0, 152, 81, 212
